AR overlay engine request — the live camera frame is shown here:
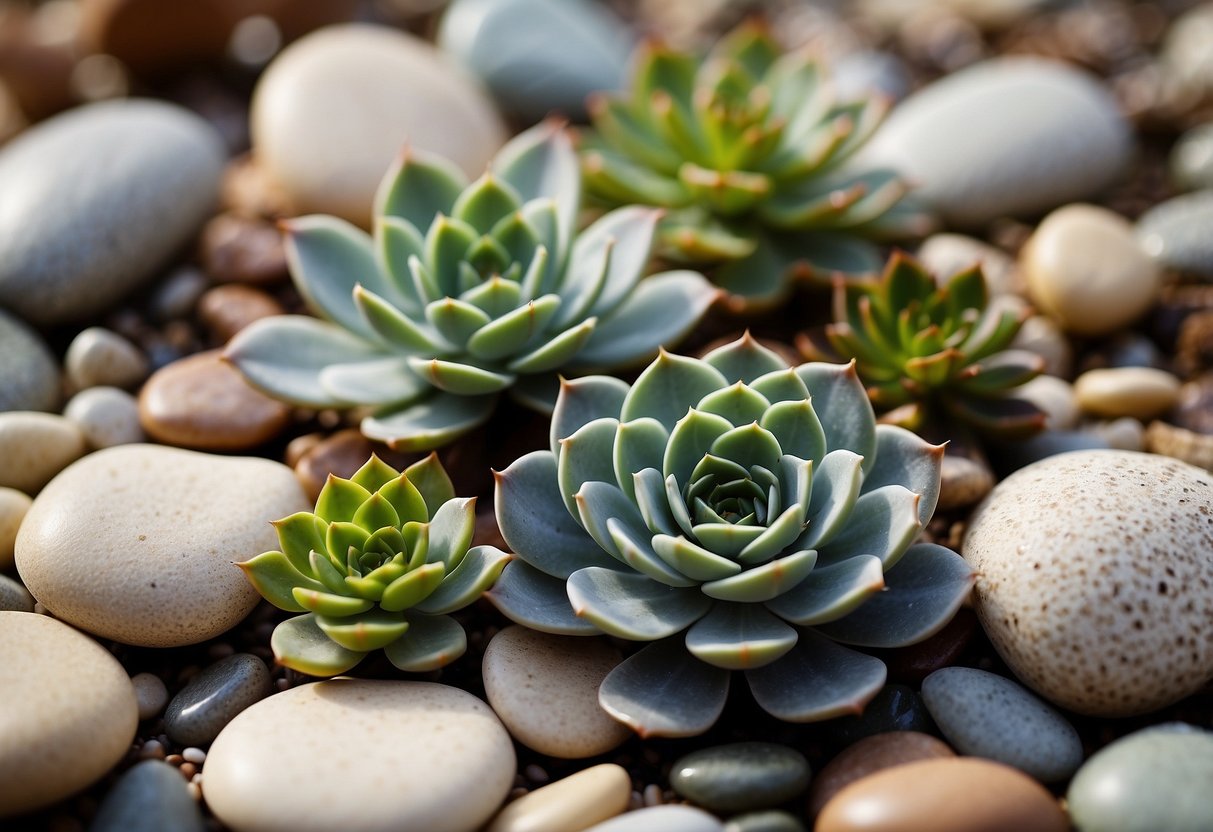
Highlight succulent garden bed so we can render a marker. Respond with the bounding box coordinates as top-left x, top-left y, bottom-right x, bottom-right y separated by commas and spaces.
2, 1, 1213, 831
